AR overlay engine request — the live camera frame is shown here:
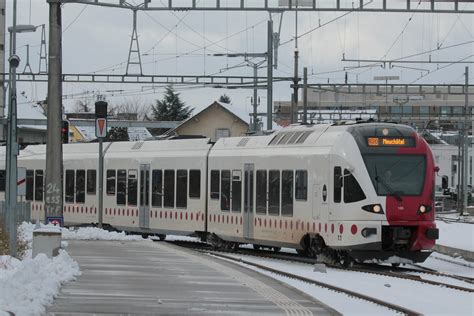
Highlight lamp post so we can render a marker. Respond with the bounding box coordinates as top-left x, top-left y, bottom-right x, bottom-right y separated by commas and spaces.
4, 6, 37, 255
